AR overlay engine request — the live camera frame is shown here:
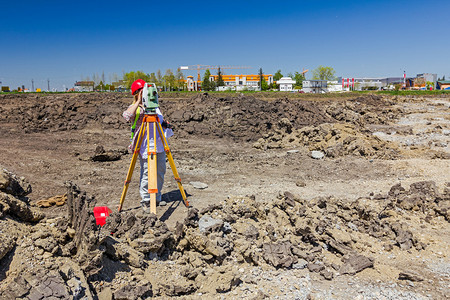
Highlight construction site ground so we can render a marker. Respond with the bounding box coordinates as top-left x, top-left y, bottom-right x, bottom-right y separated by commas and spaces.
0, 92, 449, 299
